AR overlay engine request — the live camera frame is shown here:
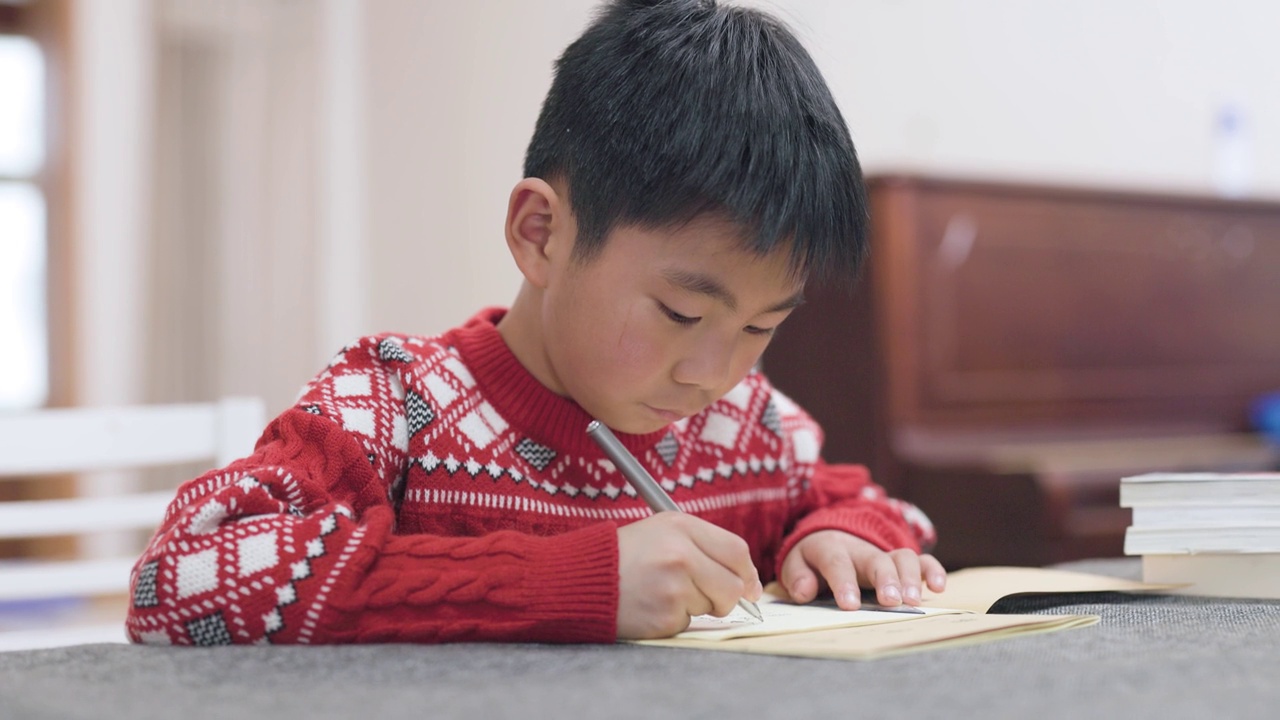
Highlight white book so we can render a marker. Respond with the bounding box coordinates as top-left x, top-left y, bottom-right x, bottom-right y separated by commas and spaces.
1123, 525, 1280, 555
1119, 472, 1280, 507
1130, 504, 1280, 528
1141, 553, 1280, 600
